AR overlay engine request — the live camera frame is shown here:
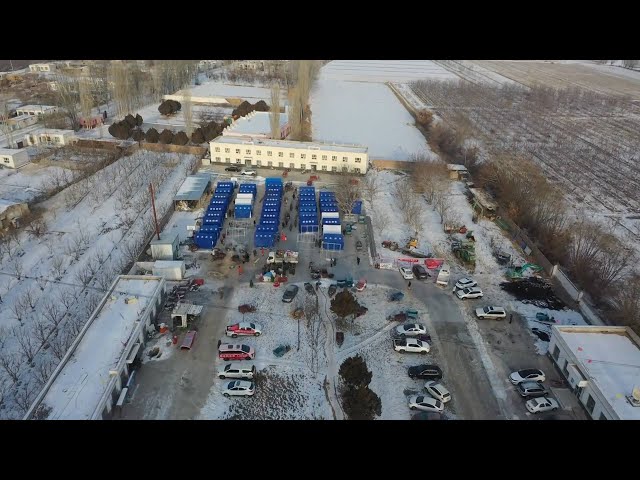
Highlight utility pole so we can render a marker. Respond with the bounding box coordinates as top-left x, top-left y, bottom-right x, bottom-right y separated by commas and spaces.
149, 183, 161, 240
